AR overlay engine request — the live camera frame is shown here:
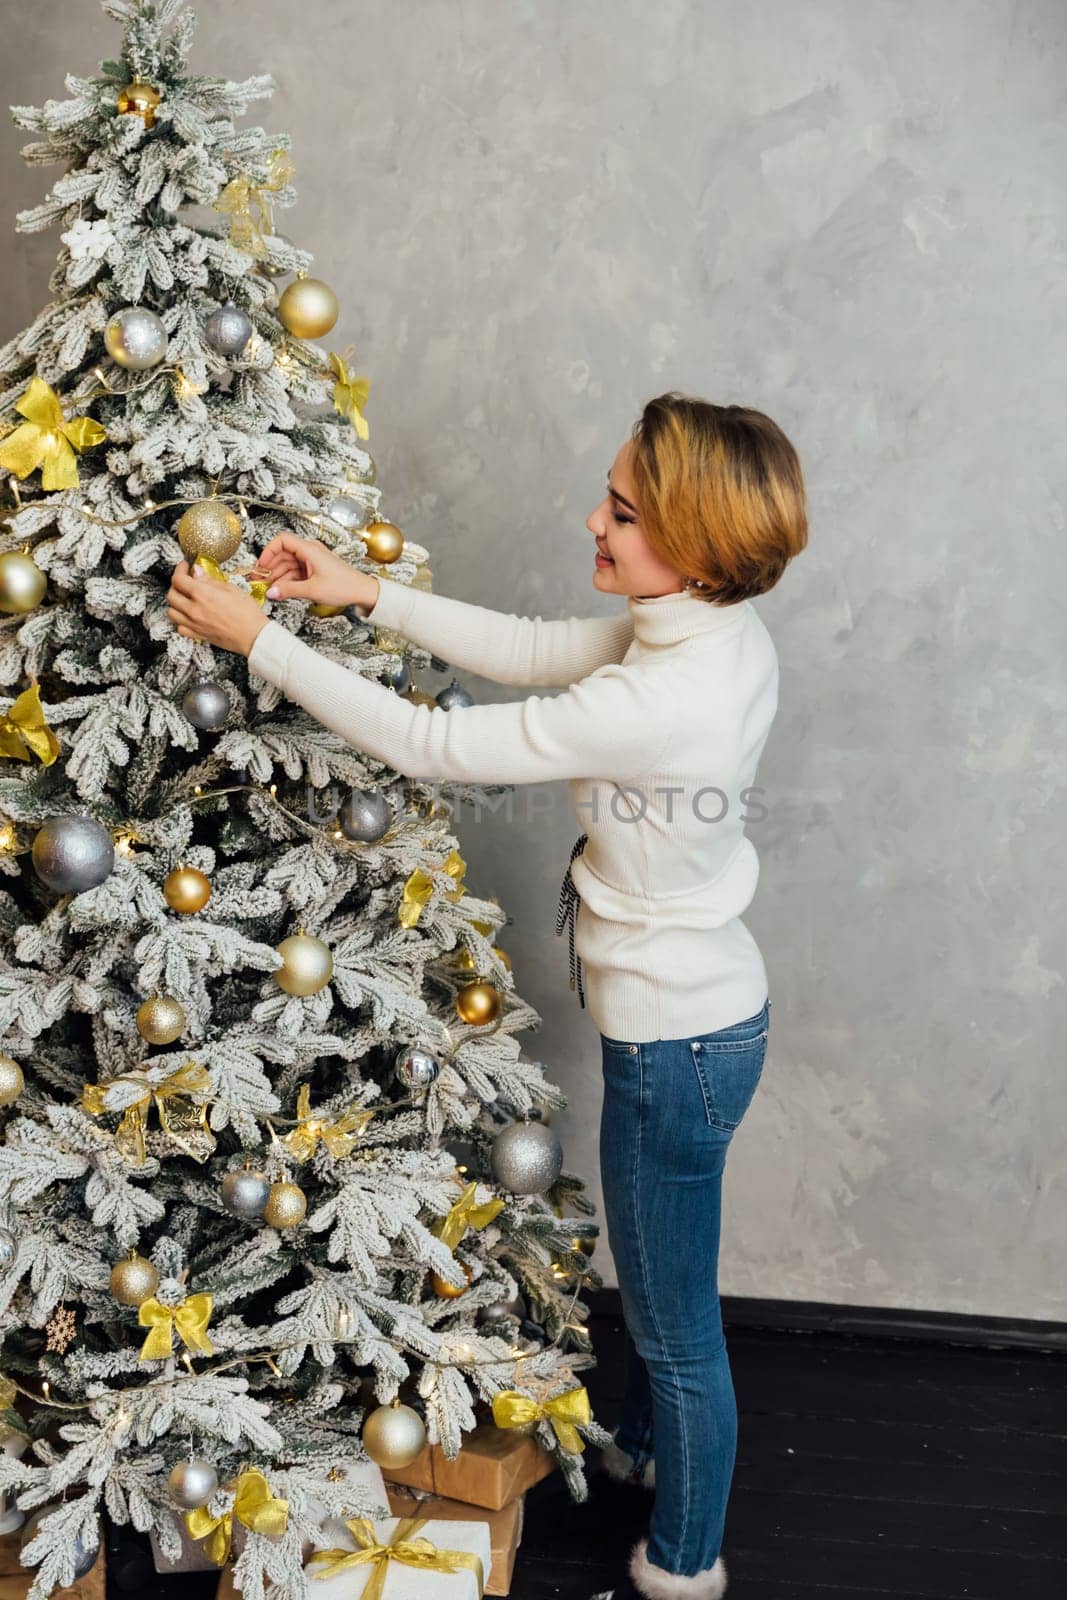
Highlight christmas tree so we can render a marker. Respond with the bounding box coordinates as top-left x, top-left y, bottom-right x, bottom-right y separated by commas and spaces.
0, 2, 609, 1594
